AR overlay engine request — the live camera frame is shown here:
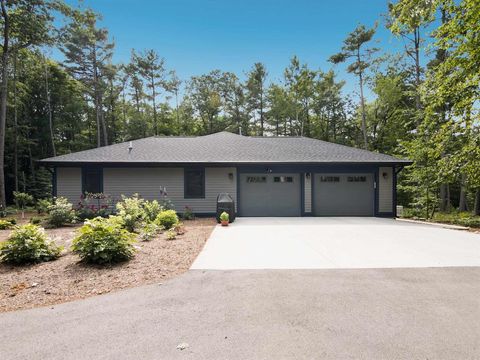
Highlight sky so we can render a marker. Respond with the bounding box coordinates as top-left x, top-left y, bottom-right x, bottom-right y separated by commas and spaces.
63, 0, 414, 97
